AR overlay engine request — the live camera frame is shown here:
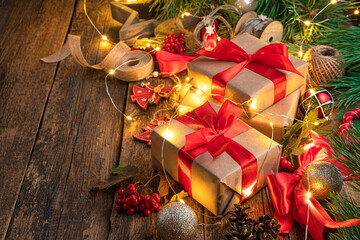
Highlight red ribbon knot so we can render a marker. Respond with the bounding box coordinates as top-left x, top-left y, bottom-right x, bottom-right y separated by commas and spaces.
196, 38, 303, 103
176, 101, 258, 200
